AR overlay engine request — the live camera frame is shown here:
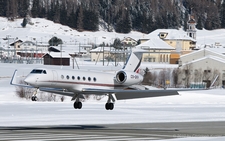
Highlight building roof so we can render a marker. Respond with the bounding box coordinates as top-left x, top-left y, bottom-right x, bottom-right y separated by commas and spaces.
145, 29, 196, 41
181, 48, 225, 58
183, 55, 225, 66
43, 52, 71, 58
51, 45, 87, 53
90, 47, 116, 53
135, 38, 175, 50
